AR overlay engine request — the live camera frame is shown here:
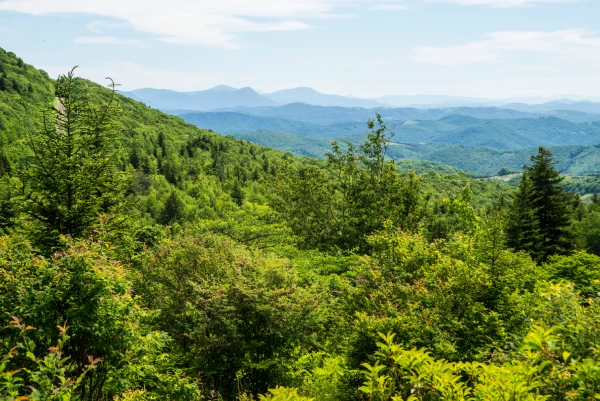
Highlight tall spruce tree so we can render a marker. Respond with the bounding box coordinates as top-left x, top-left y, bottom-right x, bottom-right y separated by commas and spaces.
506, 173, 542, 260
8, 68, 127, 251
506, 147, 574, 261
